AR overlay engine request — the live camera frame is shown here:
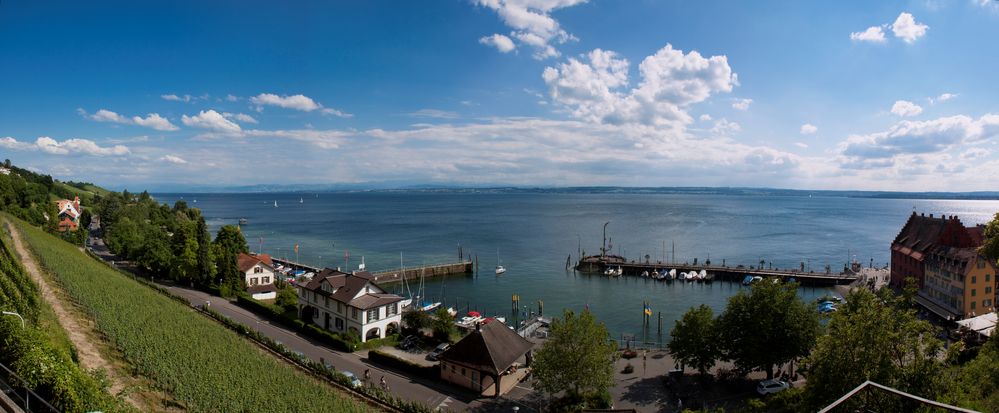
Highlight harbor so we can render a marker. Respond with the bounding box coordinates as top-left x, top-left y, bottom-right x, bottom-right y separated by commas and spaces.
270, 256, 474, 285
575, 254, 858, 286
